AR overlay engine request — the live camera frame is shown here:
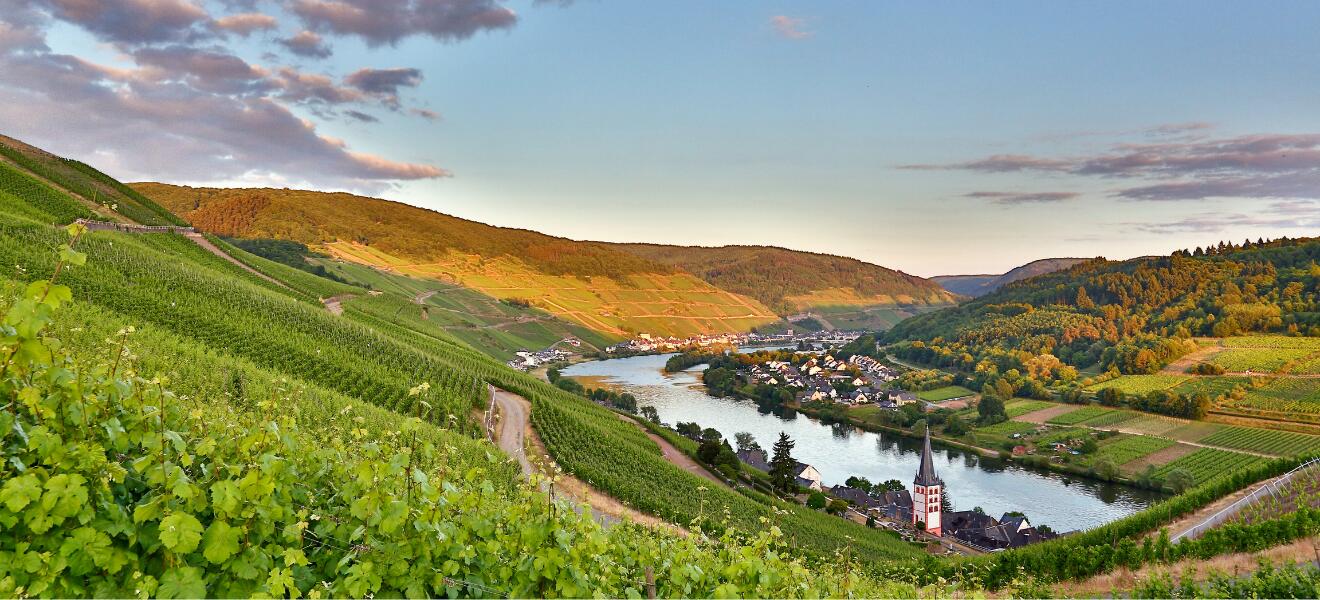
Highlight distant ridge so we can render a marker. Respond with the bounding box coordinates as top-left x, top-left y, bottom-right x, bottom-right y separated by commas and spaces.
933, 258, 1089, 297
